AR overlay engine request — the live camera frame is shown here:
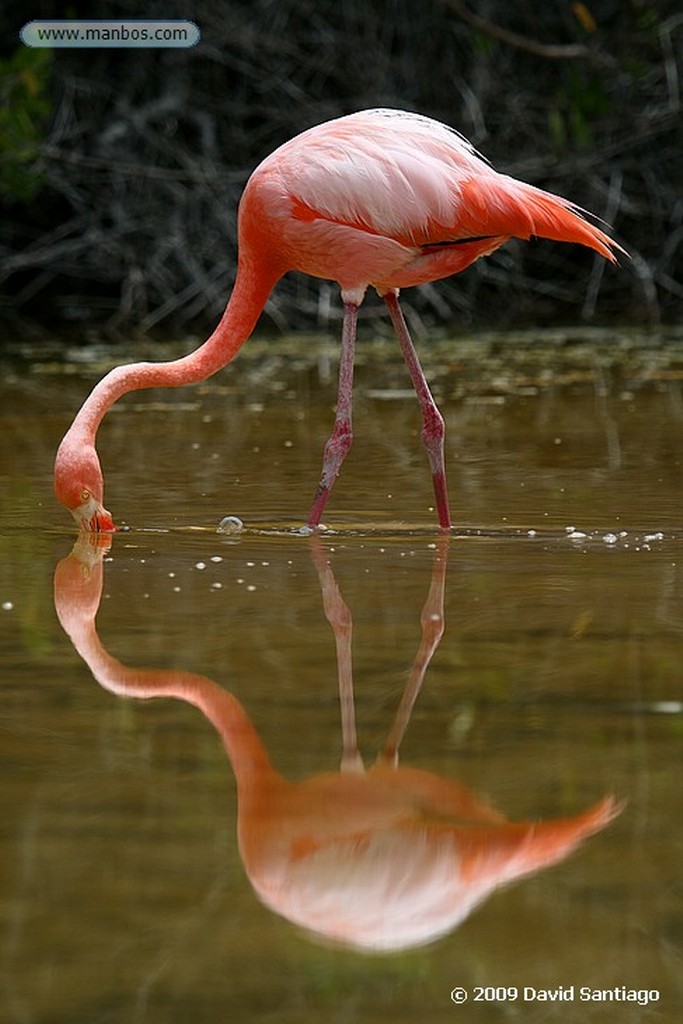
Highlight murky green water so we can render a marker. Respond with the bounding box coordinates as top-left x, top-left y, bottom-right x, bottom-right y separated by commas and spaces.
1, 329, 682, 1022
